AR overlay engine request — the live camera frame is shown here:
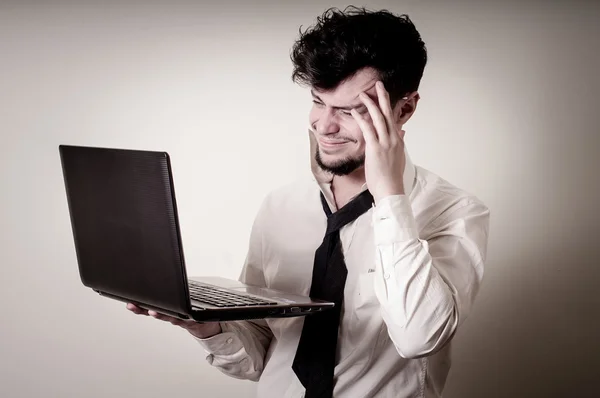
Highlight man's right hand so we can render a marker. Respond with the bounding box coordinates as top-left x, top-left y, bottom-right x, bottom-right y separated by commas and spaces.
126, 303, 222, 339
